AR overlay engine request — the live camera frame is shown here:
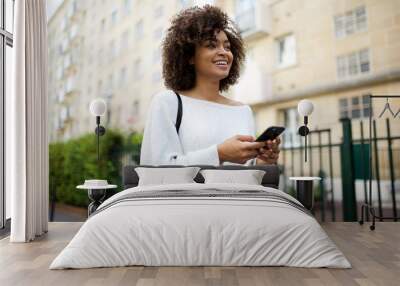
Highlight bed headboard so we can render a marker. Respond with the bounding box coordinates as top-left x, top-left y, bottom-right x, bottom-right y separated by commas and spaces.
122, 164, 281, 189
